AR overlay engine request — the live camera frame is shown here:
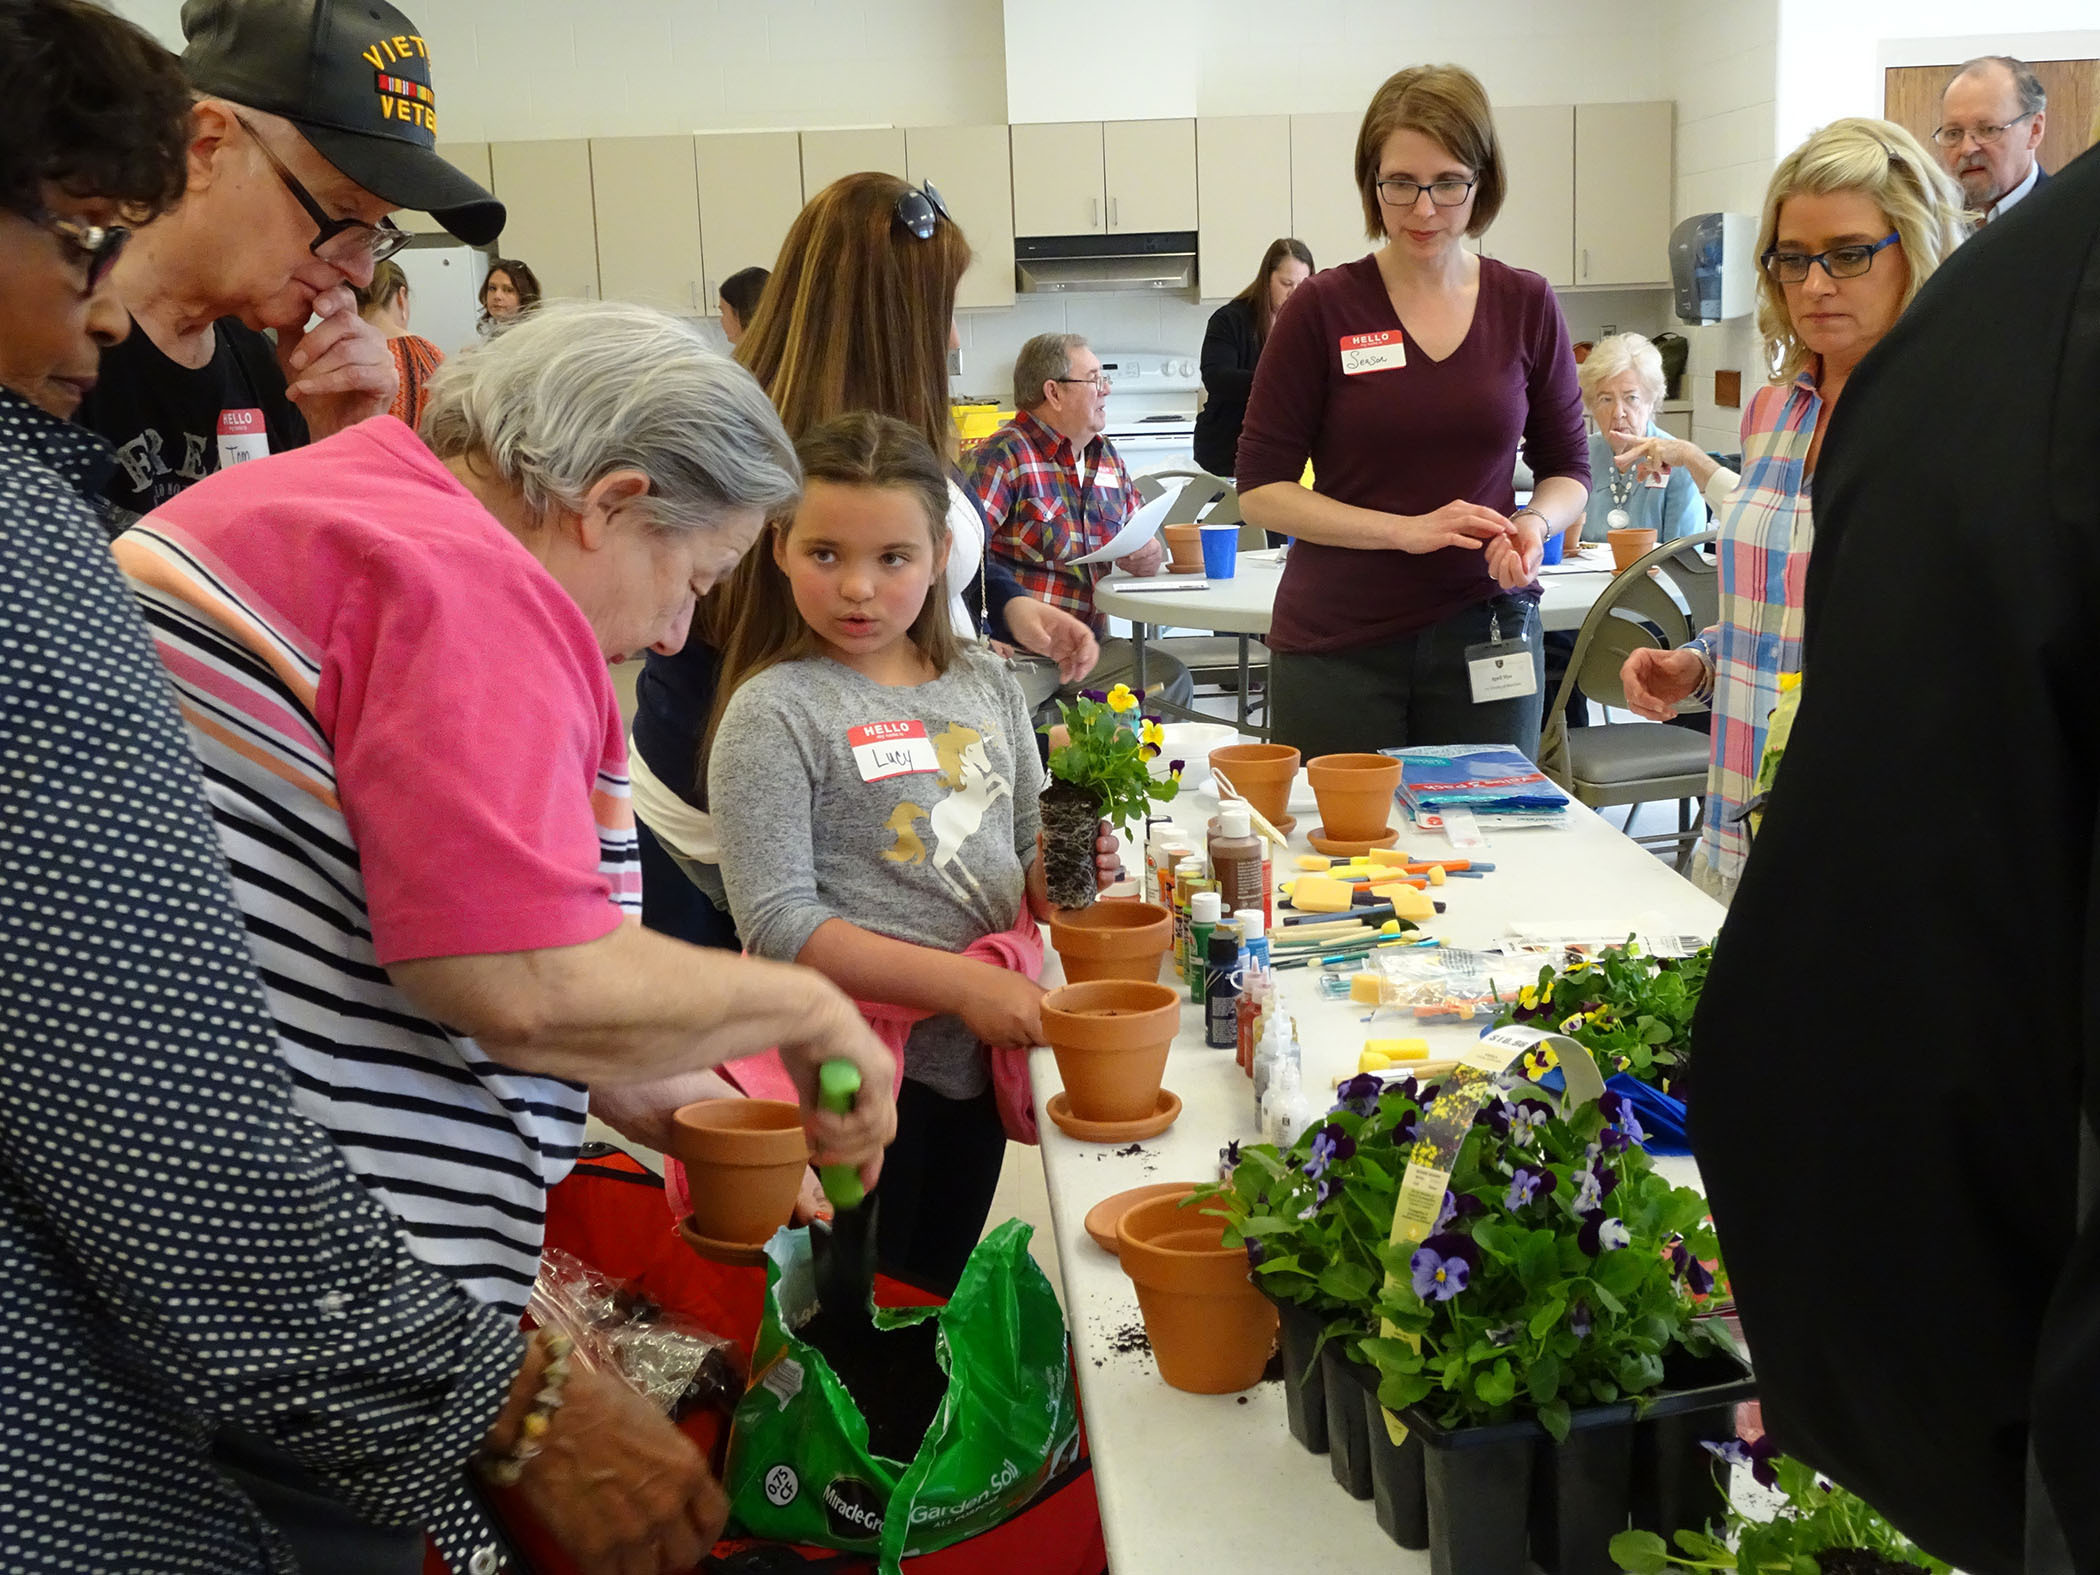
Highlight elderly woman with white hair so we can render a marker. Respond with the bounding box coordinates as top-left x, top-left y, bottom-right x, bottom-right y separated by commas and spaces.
116, 300, 898, 1322
1618, 119, 1966, 899
1575, 332, 1710, 545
